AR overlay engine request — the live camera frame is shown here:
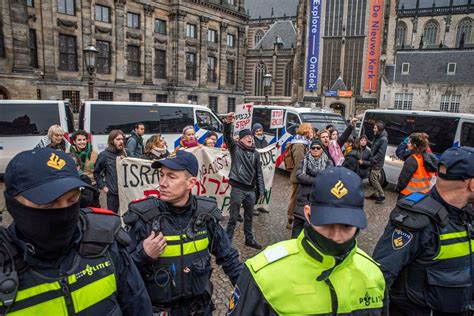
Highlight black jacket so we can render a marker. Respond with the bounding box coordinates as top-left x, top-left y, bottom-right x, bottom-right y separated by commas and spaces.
94, 147, 124, 195
126, 131, 144, 158
294, 154, 333, 219
369, 130, 388, 169
224, 123, 265, 196
254, 135, 268, 149
396, 153, 438, 193
342, 146, 373, 179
